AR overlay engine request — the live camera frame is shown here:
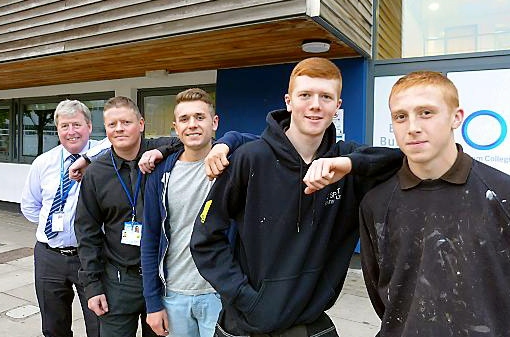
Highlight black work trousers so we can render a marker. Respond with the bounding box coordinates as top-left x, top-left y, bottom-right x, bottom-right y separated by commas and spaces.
98, 261, 157, 337
214, 311, 339, 337
34, 241, 99, 337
